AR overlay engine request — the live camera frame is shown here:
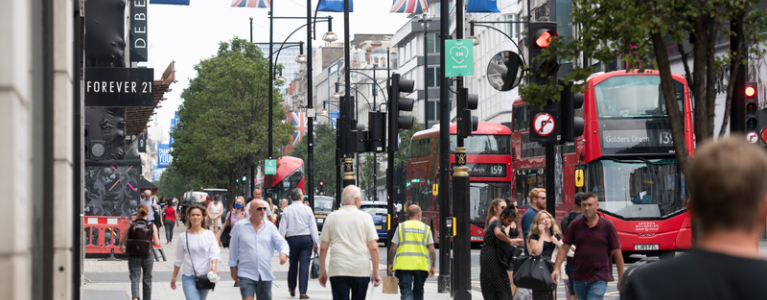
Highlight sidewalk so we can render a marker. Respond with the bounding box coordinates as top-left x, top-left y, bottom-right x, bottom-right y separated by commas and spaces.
83, 223, 460, 300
